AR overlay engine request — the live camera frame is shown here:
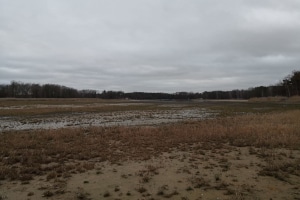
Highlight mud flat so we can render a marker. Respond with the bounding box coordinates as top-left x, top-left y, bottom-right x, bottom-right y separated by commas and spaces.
0, 107, 215, 132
